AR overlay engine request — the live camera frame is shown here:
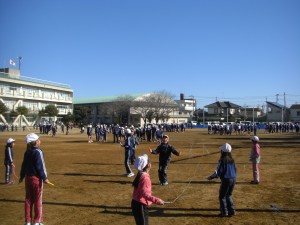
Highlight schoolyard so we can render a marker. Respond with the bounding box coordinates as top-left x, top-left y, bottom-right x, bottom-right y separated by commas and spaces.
0, 128, 299, 225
